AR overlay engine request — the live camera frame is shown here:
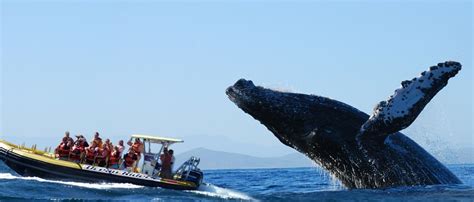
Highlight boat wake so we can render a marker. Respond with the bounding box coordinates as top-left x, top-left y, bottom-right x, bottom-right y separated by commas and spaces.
0, 172, 254, 200
190, 183, 256, 201
0, 173, 144, 189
